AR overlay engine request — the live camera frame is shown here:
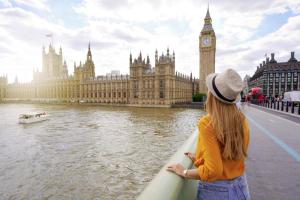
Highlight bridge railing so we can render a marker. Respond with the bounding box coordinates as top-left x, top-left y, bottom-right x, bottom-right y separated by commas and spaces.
137, 129, 199, 200
253, 100, 300, 115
